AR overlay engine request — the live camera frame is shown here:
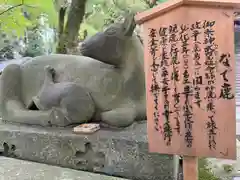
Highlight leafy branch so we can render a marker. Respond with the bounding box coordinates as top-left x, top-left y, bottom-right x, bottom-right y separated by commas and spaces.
0, 0, 25, 16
